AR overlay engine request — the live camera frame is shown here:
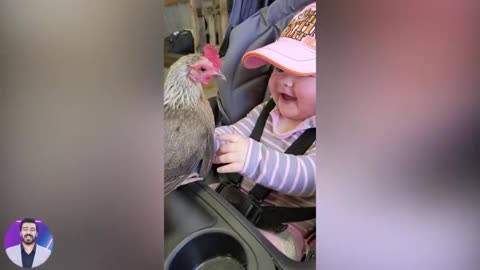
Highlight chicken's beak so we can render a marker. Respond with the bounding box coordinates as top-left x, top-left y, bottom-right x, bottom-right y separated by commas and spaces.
215, 71, 226, 81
